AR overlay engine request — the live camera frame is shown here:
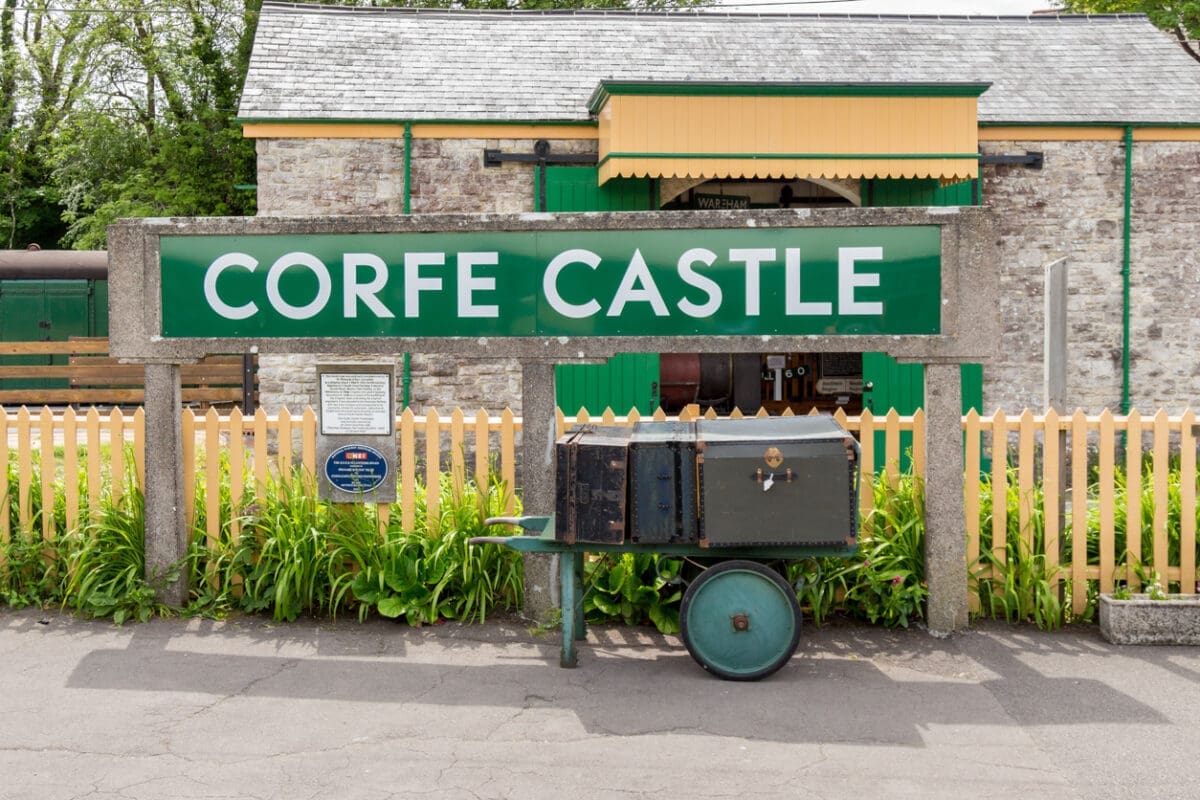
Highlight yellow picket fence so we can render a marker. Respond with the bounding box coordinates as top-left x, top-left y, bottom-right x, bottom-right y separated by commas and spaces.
2, 404, 1197, 617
